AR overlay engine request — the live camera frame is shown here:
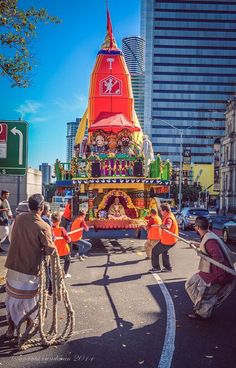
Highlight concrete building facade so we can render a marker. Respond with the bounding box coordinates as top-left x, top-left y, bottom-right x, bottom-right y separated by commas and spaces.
0, 168, 42, 213
220, 98, 236, 214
